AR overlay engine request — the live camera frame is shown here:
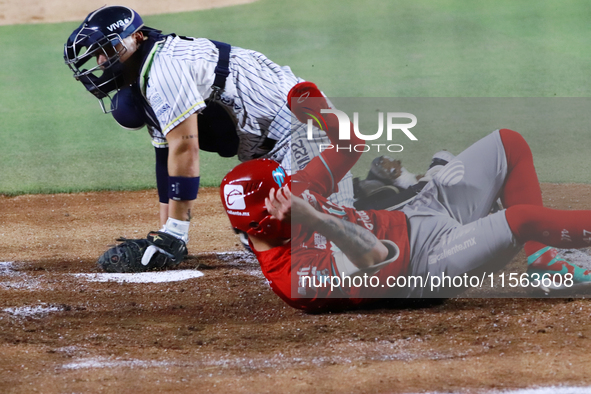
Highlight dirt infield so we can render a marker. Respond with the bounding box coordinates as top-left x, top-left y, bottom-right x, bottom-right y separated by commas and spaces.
1, 184, 591, 393
0, 0, 258, 25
